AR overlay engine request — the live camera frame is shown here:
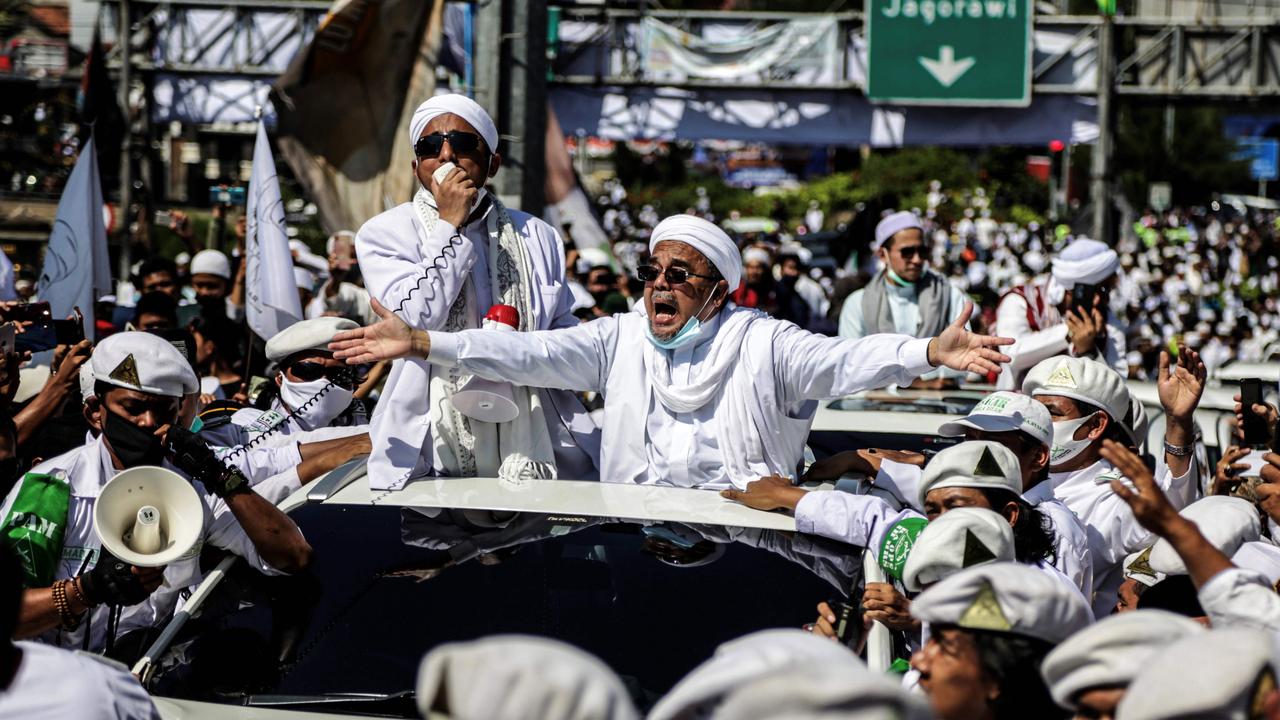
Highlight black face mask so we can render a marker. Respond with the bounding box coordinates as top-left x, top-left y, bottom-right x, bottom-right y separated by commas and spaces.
102, 406, 168, 467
